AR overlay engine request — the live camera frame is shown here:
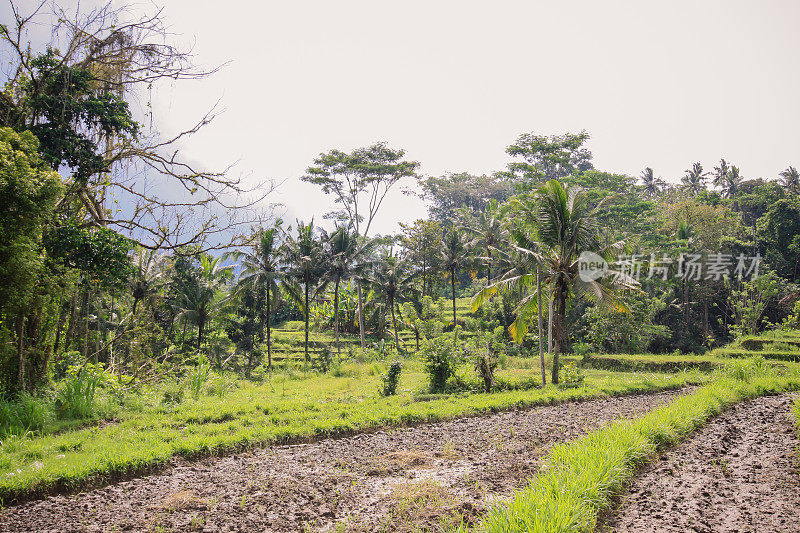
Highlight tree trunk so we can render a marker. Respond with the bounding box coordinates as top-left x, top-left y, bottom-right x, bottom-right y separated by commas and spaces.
357, 284, 366, 350
16, 313, 25, 391
551, 279, 568, 385
197, 317, 205, 350
53, 298, 69, 358
334, 276, 341, 360
64, 290, 78, 352
451, 266, 457, 348
391, 299, 401, 354
266, 285, 272, 370
537, 263, 546, 387
304, 282, 310, 365
547, 298, 553, 355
